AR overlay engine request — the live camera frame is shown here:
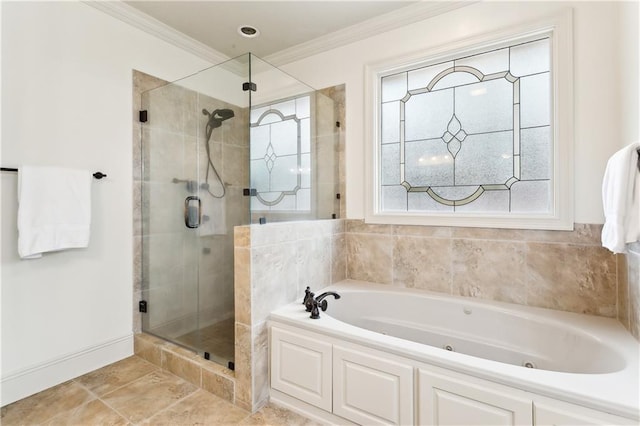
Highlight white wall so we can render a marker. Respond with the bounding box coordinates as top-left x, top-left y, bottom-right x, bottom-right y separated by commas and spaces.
0, 1, 212, 405
282, 1, 638, 224
618, 1, 639, 148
